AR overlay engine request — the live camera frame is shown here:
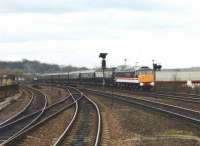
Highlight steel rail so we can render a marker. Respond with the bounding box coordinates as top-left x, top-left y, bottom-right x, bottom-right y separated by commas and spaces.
84, 94, 101, 146
105, 88, 200, 103
2, 87, 84, 146
68, 86, 101, 146
83, 86, 200, 102
0, 88, 34, 126
88, 89, 200, 115
0, 95, 71, 129
155, 91, 200, 99
53, 87, 80, 146
0, 87, 48, 146
135, 92, 200, 103
85, 88, 200, 125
